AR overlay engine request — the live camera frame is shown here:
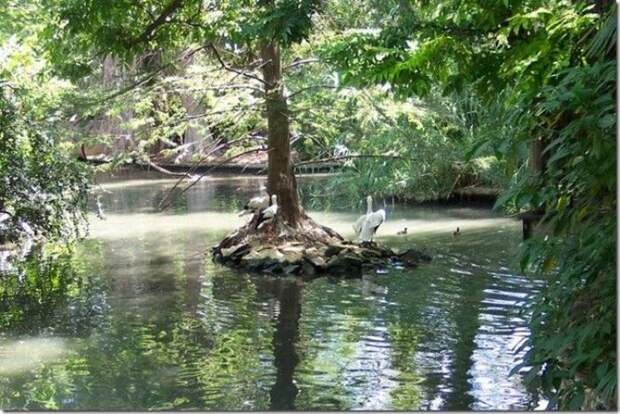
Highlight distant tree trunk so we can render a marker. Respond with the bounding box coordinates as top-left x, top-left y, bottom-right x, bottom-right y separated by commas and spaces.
260, 41, 303, 226
529, 138, 545, 175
